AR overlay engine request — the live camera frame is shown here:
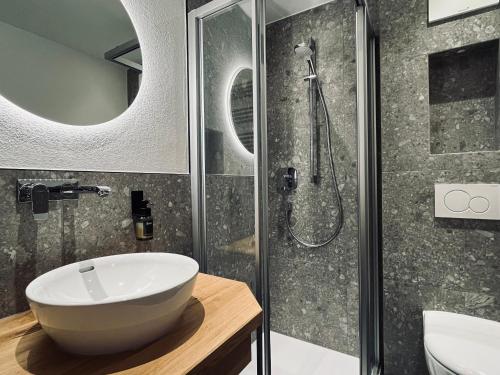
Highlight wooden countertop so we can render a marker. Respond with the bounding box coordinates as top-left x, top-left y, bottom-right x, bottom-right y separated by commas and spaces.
0, 273, 262, 375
